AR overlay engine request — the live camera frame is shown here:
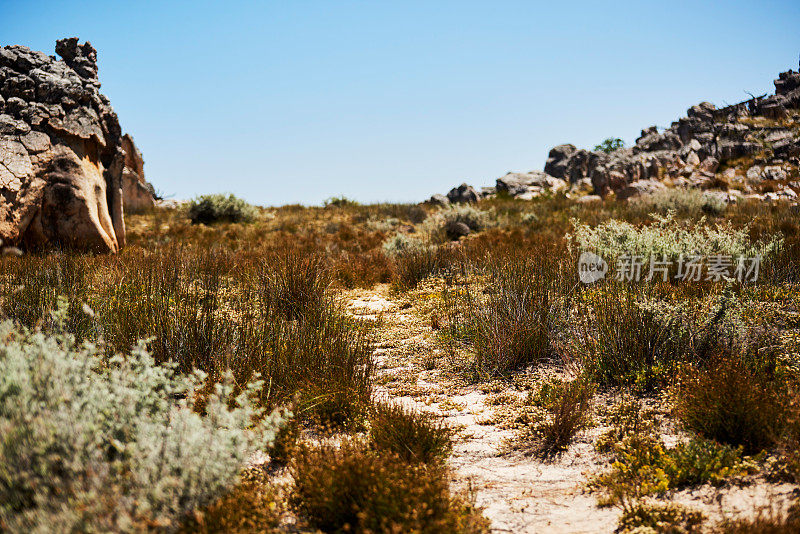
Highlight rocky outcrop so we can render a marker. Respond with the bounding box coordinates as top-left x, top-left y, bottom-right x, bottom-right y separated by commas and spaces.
496, 171, 567, 200
429, 68, 800, 203
543, 70, 800, 199
447, 183, 482, 204
121, 134, 157, 211
0, 38, 133, 252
